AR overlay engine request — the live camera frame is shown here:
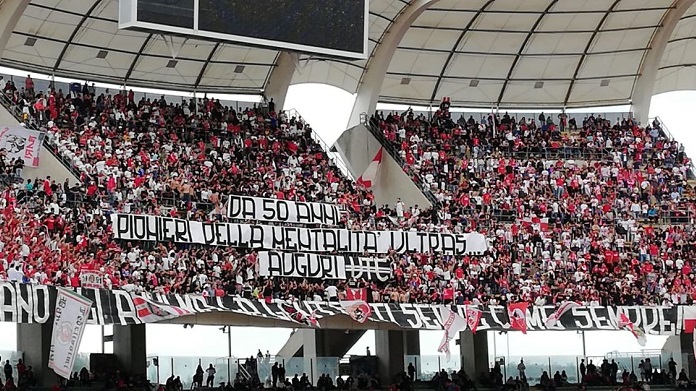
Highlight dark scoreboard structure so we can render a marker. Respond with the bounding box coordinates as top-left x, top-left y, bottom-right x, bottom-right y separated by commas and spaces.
119, 0, 369, 59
